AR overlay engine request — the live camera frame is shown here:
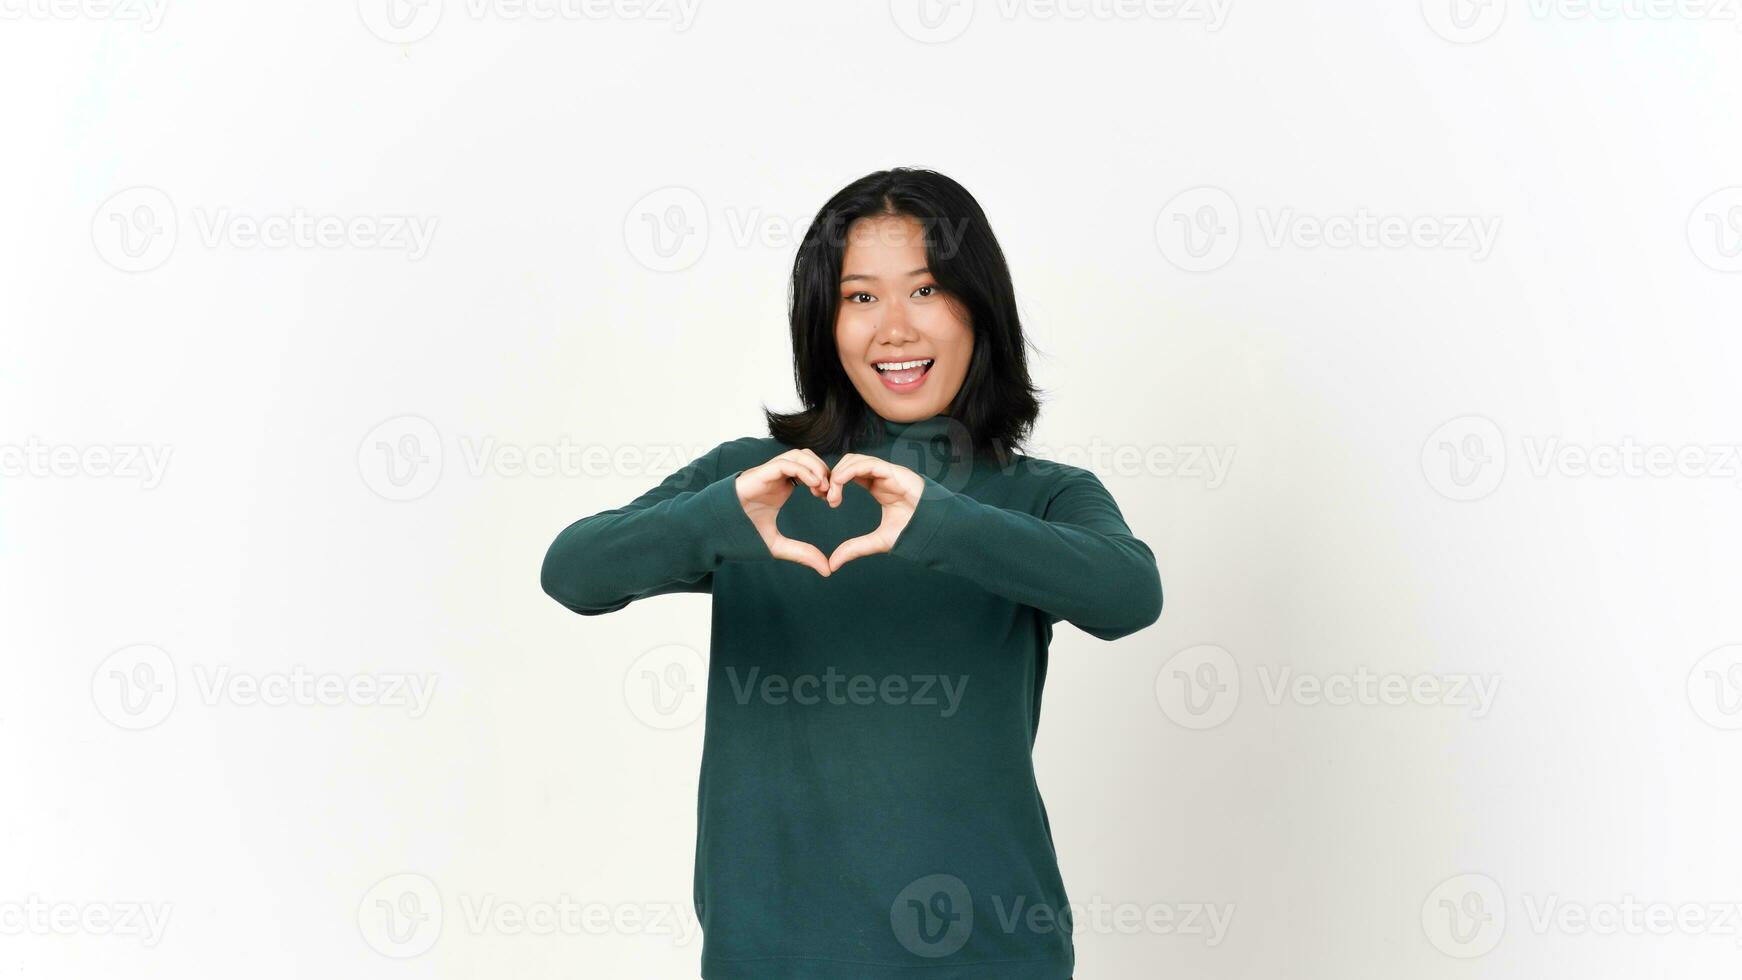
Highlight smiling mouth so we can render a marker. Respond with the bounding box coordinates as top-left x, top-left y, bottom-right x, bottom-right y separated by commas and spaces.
873, 358, 934, 390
